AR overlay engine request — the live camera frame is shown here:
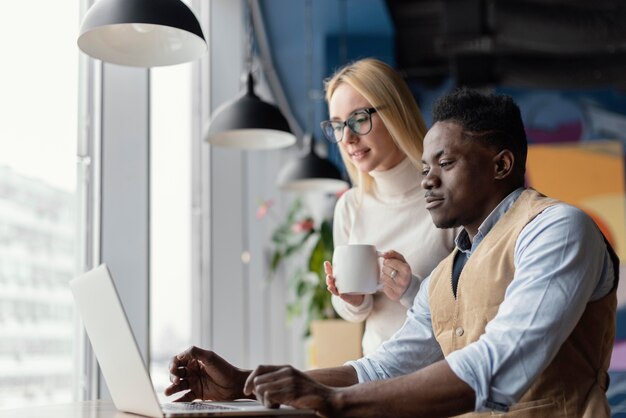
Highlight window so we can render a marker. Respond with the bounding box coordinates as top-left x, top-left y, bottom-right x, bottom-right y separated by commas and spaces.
149, 48, 194, 399
0, 1, 80, 409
